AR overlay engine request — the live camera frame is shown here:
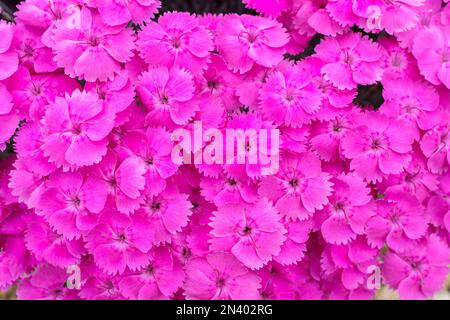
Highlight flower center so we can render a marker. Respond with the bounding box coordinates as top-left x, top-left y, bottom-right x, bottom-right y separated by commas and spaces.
145, 265, 155, 275
341, 51, 355, 65
284, 88, 297, 103
151, 201, 161, 211
160, 95, 169, 105
227, 178, 237, 186
371, 138, 382, 150
390, 209, 402, 224
207, 80, 218, 90
216, 277, 226, 288
391, 52, 405, 67
70, 196, 81, 208
241, 225, 252, 236
239, 29, 259, 44
171, 35, 183, 48
146, 157, 154, 166
332, 122, 342, 132
30, 83, 42, 96
333, 201, 345, 211
116, 233, 127, 242
71, 123, 82, 135
22, 42, 35, 58
289, 178, 299, 187
89, 36, 100, 47
441, 49, 450, 63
